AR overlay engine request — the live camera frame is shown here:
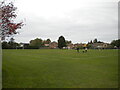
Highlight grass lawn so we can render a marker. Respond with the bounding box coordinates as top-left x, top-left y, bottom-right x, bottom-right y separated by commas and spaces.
2, 49, 118, 88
